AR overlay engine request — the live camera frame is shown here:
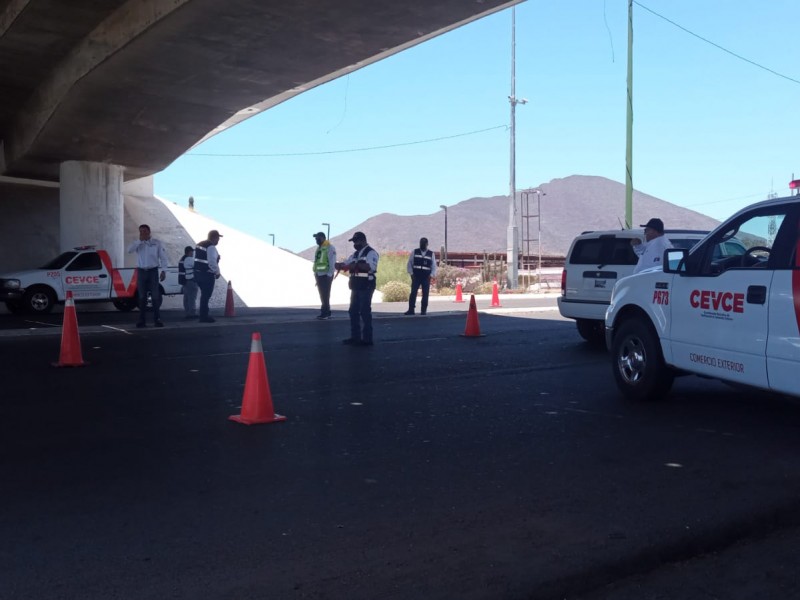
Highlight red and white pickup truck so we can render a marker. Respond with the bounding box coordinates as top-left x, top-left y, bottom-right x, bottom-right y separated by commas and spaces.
605, 192, 800, 401
0, 246, 182, 314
